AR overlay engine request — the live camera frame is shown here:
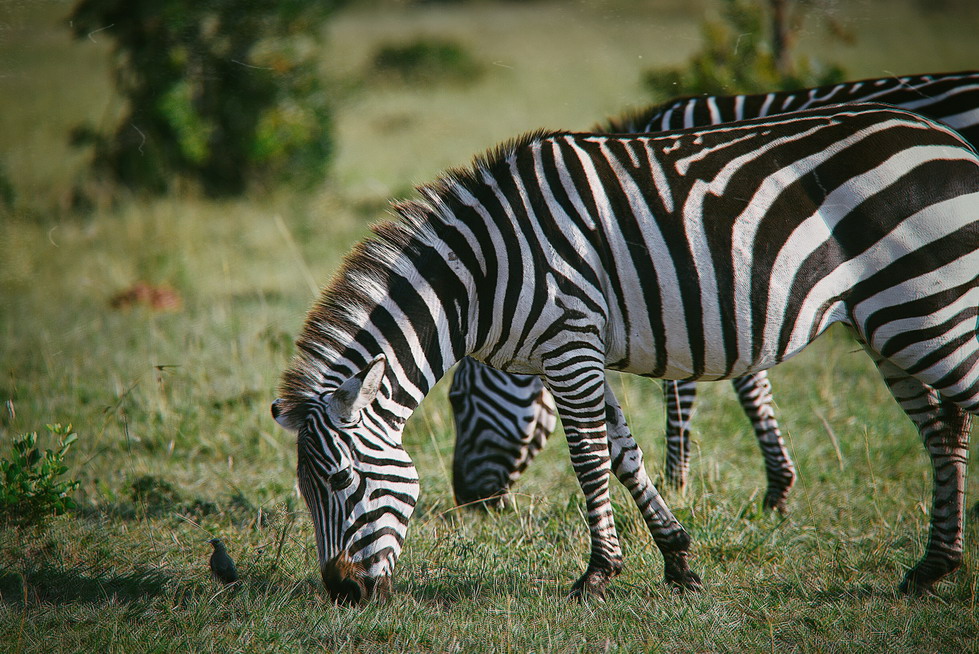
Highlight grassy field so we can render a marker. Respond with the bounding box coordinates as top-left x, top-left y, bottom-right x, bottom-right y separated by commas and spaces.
2, 0, 979, 651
